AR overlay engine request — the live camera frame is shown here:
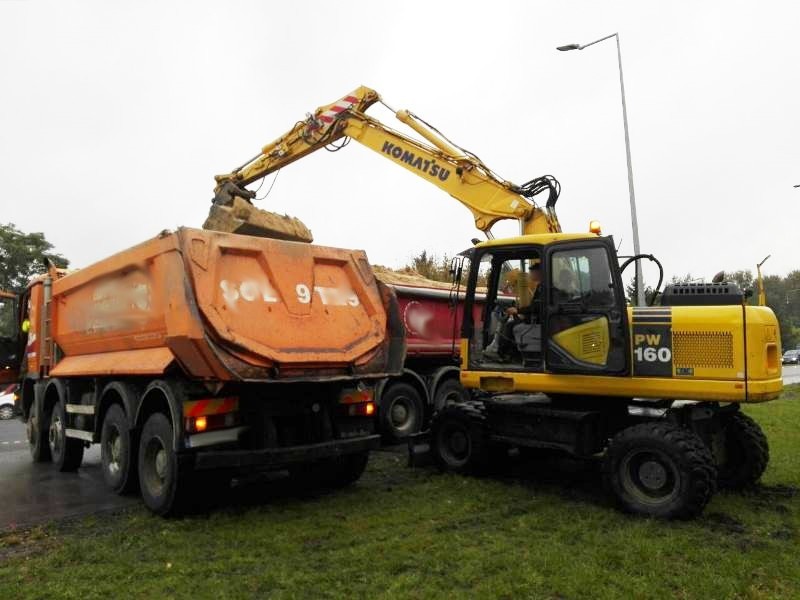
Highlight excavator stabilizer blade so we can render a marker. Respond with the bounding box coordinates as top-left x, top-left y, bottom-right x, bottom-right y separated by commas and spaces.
203, 198, 313, 243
